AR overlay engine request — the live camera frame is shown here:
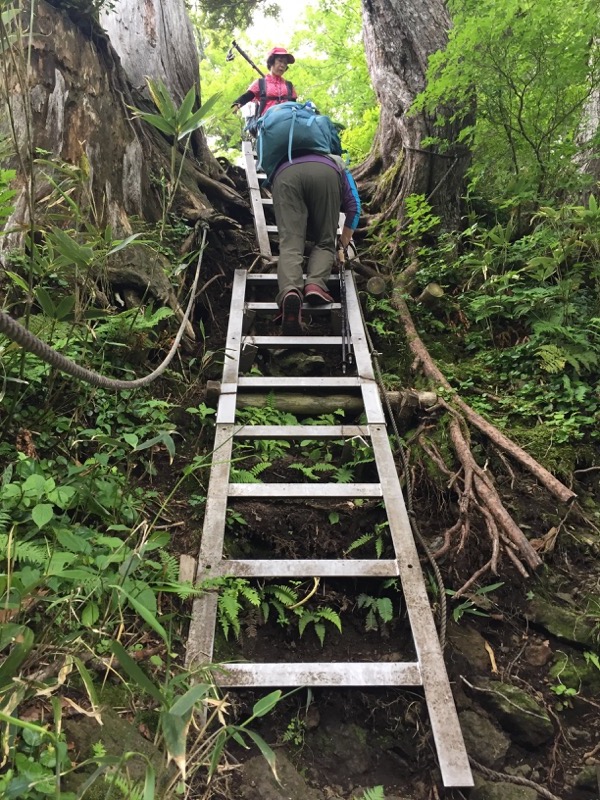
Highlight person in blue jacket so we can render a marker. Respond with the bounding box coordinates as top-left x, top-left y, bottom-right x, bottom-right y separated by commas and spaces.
273, 154, 361, 336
